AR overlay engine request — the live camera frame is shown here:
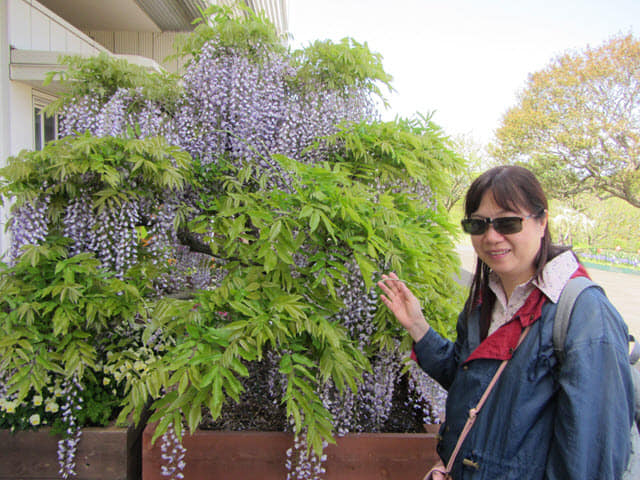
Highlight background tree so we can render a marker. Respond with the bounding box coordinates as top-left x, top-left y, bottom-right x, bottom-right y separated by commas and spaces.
490, 34, 640, 207
441, 133, 492, 212
549, 195, 640, 251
